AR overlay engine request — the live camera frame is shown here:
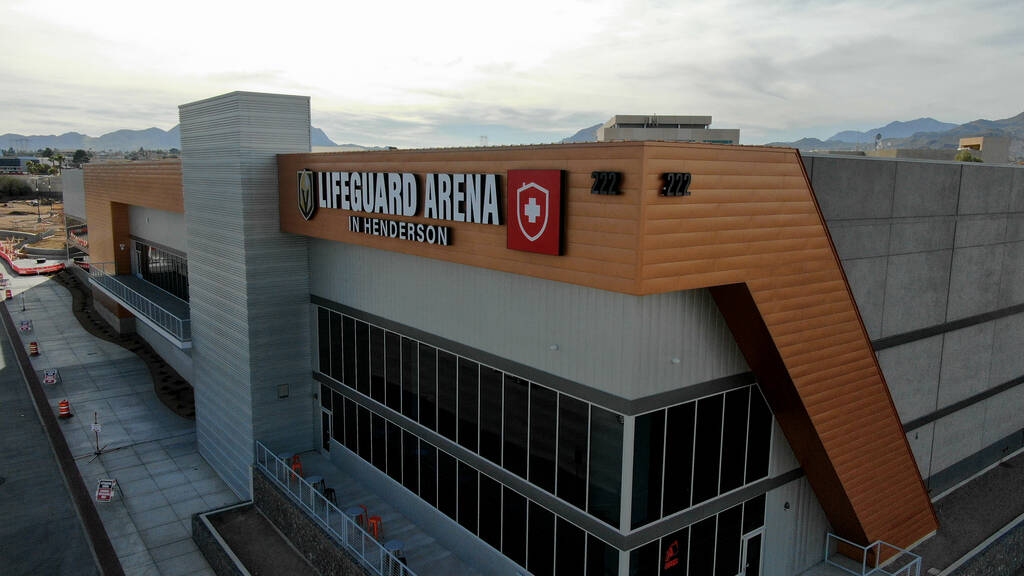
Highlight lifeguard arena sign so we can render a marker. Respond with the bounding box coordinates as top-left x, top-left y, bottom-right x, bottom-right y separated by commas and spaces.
297, 169, 563, 255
